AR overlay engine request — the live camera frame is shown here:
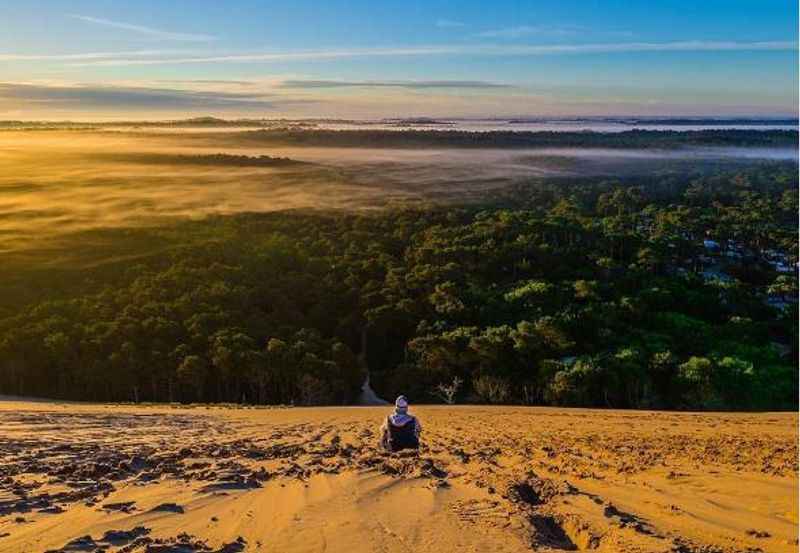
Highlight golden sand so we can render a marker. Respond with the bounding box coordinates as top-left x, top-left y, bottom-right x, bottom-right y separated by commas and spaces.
0, 401, 796, 552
